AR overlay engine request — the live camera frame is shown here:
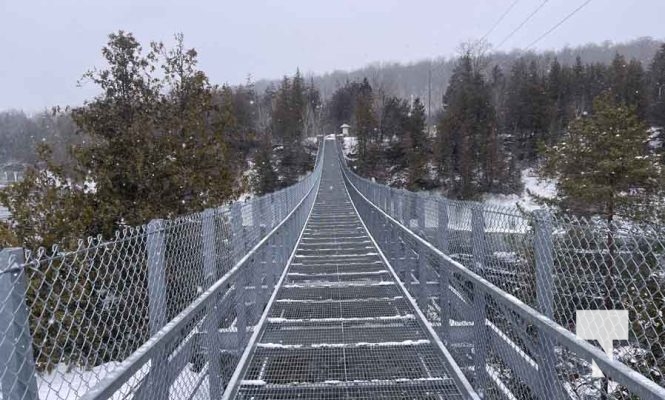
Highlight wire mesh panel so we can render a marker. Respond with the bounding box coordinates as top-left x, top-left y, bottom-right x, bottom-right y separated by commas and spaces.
338, 137, 665, 399
0, 139, 324, 400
